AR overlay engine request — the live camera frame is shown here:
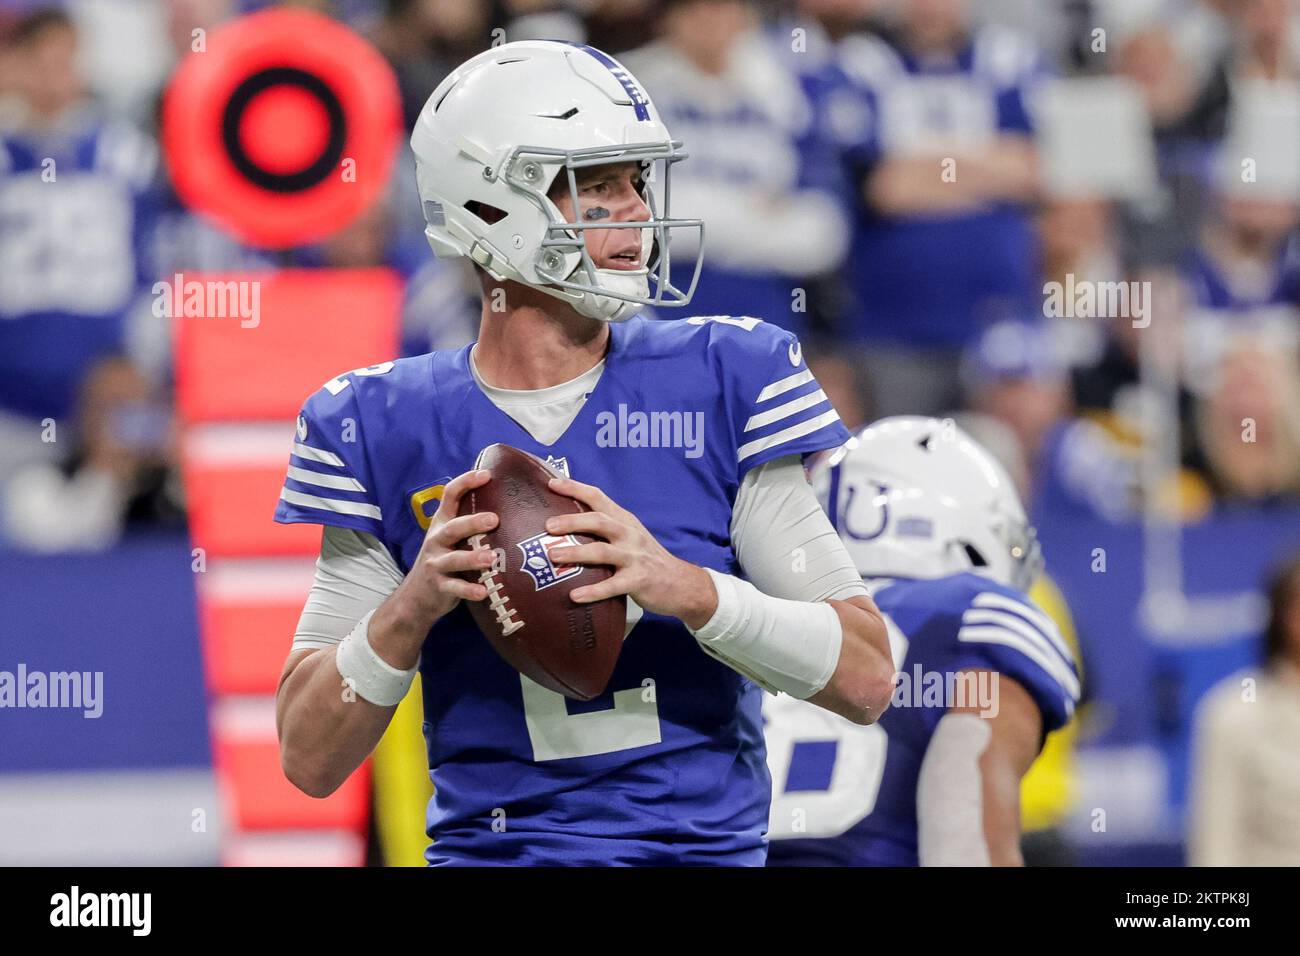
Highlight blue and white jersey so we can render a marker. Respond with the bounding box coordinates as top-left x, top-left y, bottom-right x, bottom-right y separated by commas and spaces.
1180, 240, 1300, 387
764, 573, 1079, 866
1182, 237, 1300, 314
835, 27, 1046, 347
0, 112, 158, 418
274, 314, 850, 865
